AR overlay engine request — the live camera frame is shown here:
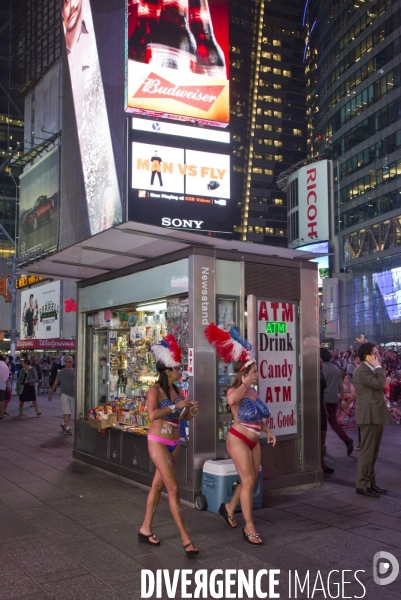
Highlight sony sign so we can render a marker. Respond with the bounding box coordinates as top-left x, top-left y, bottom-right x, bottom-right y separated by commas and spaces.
289, 160, 330, 249
162, 217, 203, 229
